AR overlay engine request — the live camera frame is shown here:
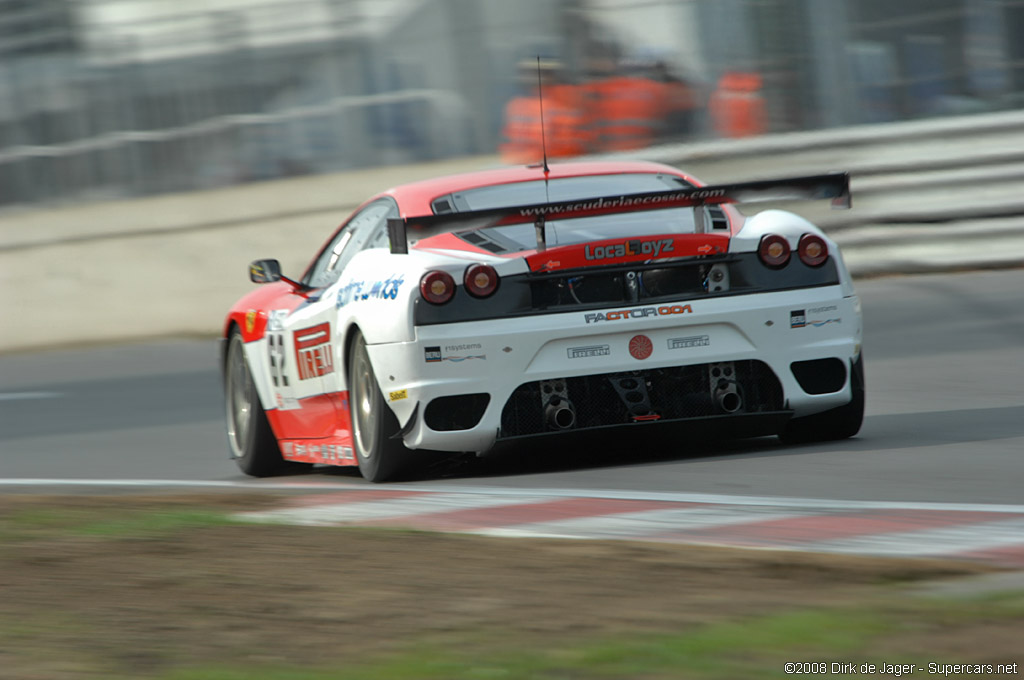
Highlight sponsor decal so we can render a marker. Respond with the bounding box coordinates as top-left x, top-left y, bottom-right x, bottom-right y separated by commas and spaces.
584, 304, 693, 324
808, 305, 838, 314
267, 309, 289, 331
791, 309, 841, 329
584, 238, 674, 262
282, 441, 354, 462
628, 334, 654, 360
274, 393, 301, 410
567, 344, 610, 359
425, 343, 486, 363
668, 335, 710, 350
267, 333, 288, 387
517, 187, 726, 217
389, 389, 408, 402
336, 274, 404, 308
245, 310, 258, 334
444, 342, 482, 352
293, 322, 334, 380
